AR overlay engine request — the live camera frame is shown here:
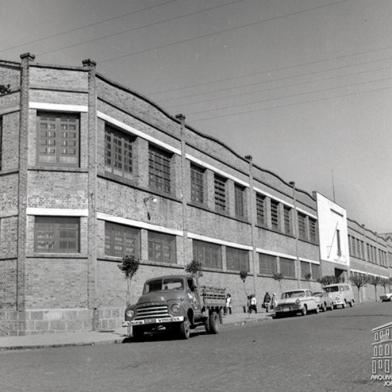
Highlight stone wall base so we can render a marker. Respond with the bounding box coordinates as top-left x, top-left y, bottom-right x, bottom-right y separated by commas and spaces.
0, 307, 124, 336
